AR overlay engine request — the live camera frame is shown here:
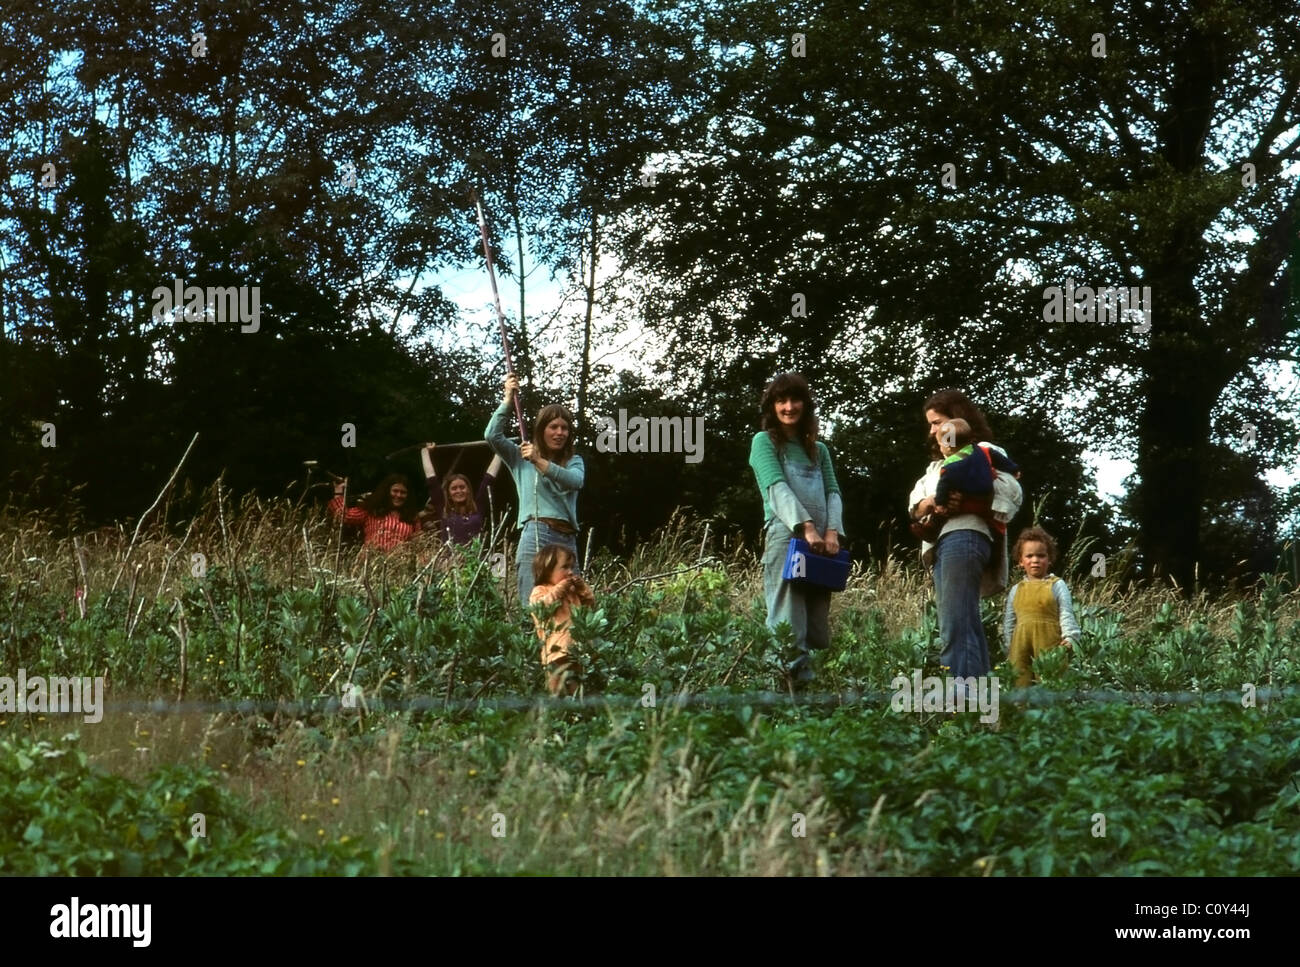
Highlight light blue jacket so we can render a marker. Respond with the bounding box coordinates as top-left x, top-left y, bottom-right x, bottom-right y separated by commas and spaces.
485, 401, 584, 530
